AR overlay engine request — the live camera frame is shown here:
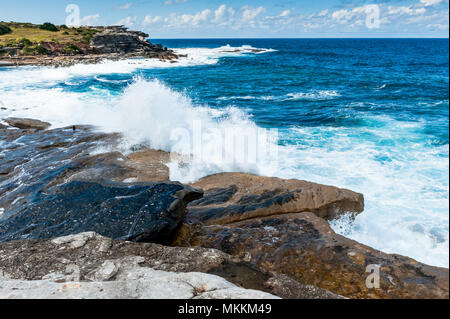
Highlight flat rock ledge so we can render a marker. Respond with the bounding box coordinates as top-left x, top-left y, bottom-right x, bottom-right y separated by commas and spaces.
4, 117, 51, 130
0, 122, 448, 299
172, 173, 449, 299
0, 232, 341, 299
